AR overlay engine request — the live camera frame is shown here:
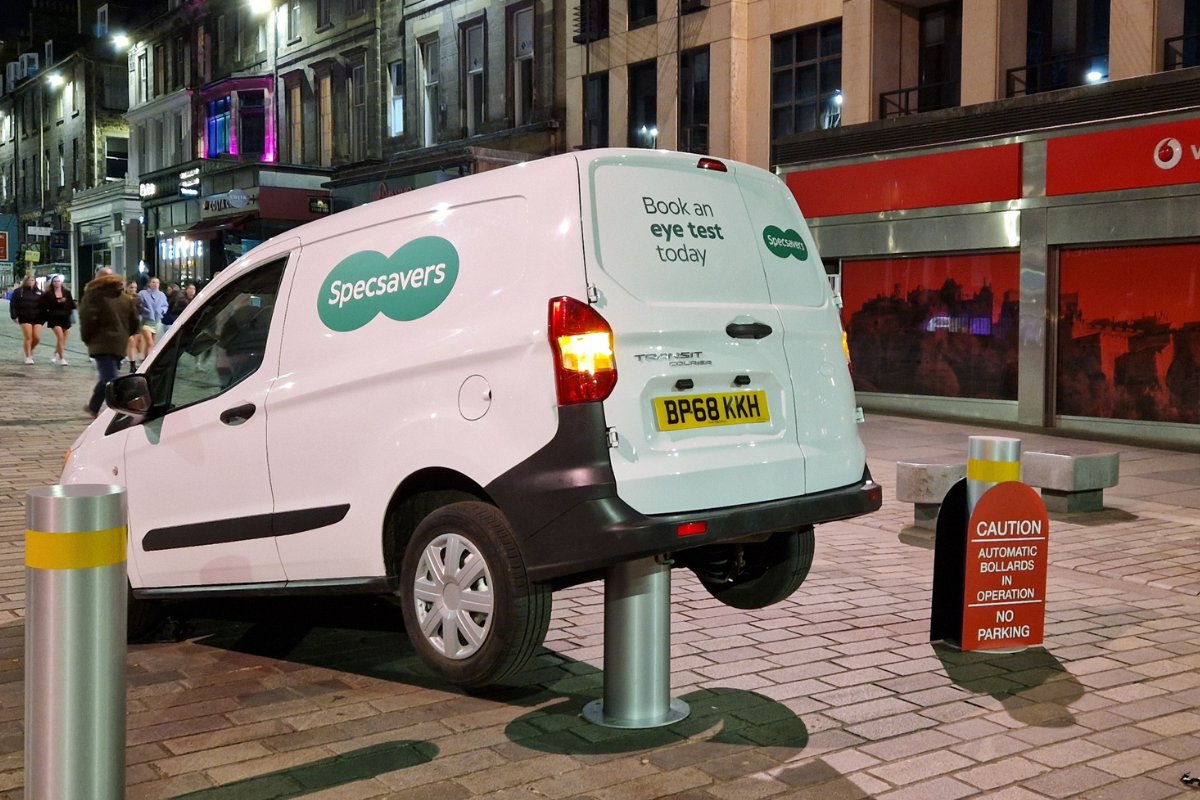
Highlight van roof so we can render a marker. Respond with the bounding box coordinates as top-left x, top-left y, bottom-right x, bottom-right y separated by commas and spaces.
242, 149, 762, 257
